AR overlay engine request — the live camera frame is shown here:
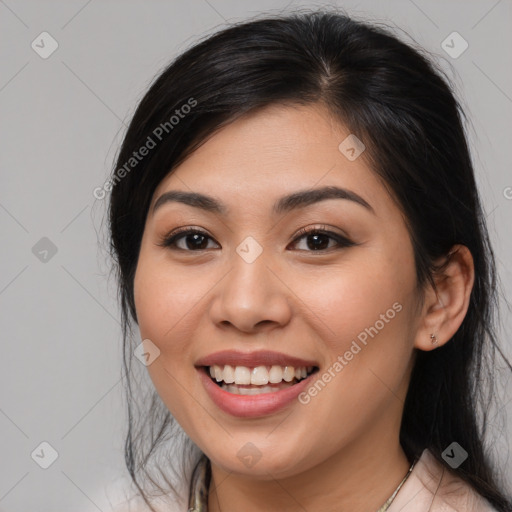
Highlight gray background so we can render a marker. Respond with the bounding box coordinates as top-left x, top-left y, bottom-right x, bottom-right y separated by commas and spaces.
1, 0, 511, 510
